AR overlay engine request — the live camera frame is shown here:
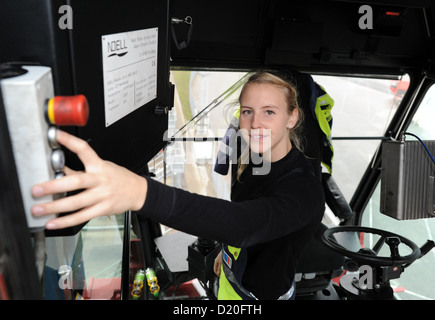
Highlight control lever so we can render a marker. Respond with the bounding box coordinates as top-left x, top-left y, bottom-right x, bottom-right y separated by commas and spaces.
386, 236, 401, 259
419, 240, 435, 258
403, 240, 435, 269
